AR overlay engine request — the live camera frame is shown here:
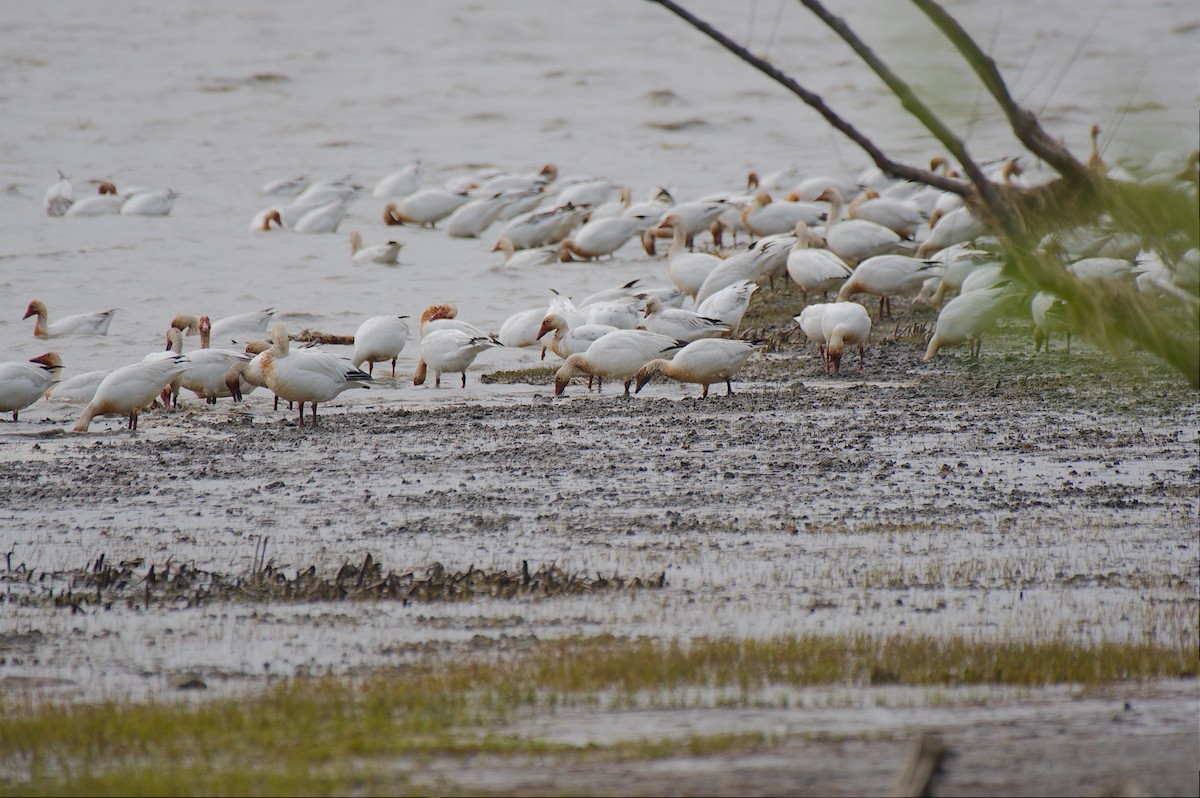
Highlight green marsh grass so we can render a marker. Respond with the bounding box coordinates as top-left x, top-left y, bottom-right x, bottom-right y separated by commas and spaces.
1, 633, 1193, 796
